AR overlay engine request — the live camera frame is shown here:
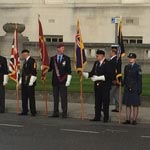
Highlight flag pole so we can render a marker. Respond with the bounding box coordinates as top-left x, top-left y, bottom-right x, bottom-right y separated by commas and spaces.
74, 19, 86, 120
118, 83, 122, 124
16, 82, 19, 113
43, 79, 48, 116
38, 15, 49, 116
79, 72, 84, 120
117, 16, 124, 124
